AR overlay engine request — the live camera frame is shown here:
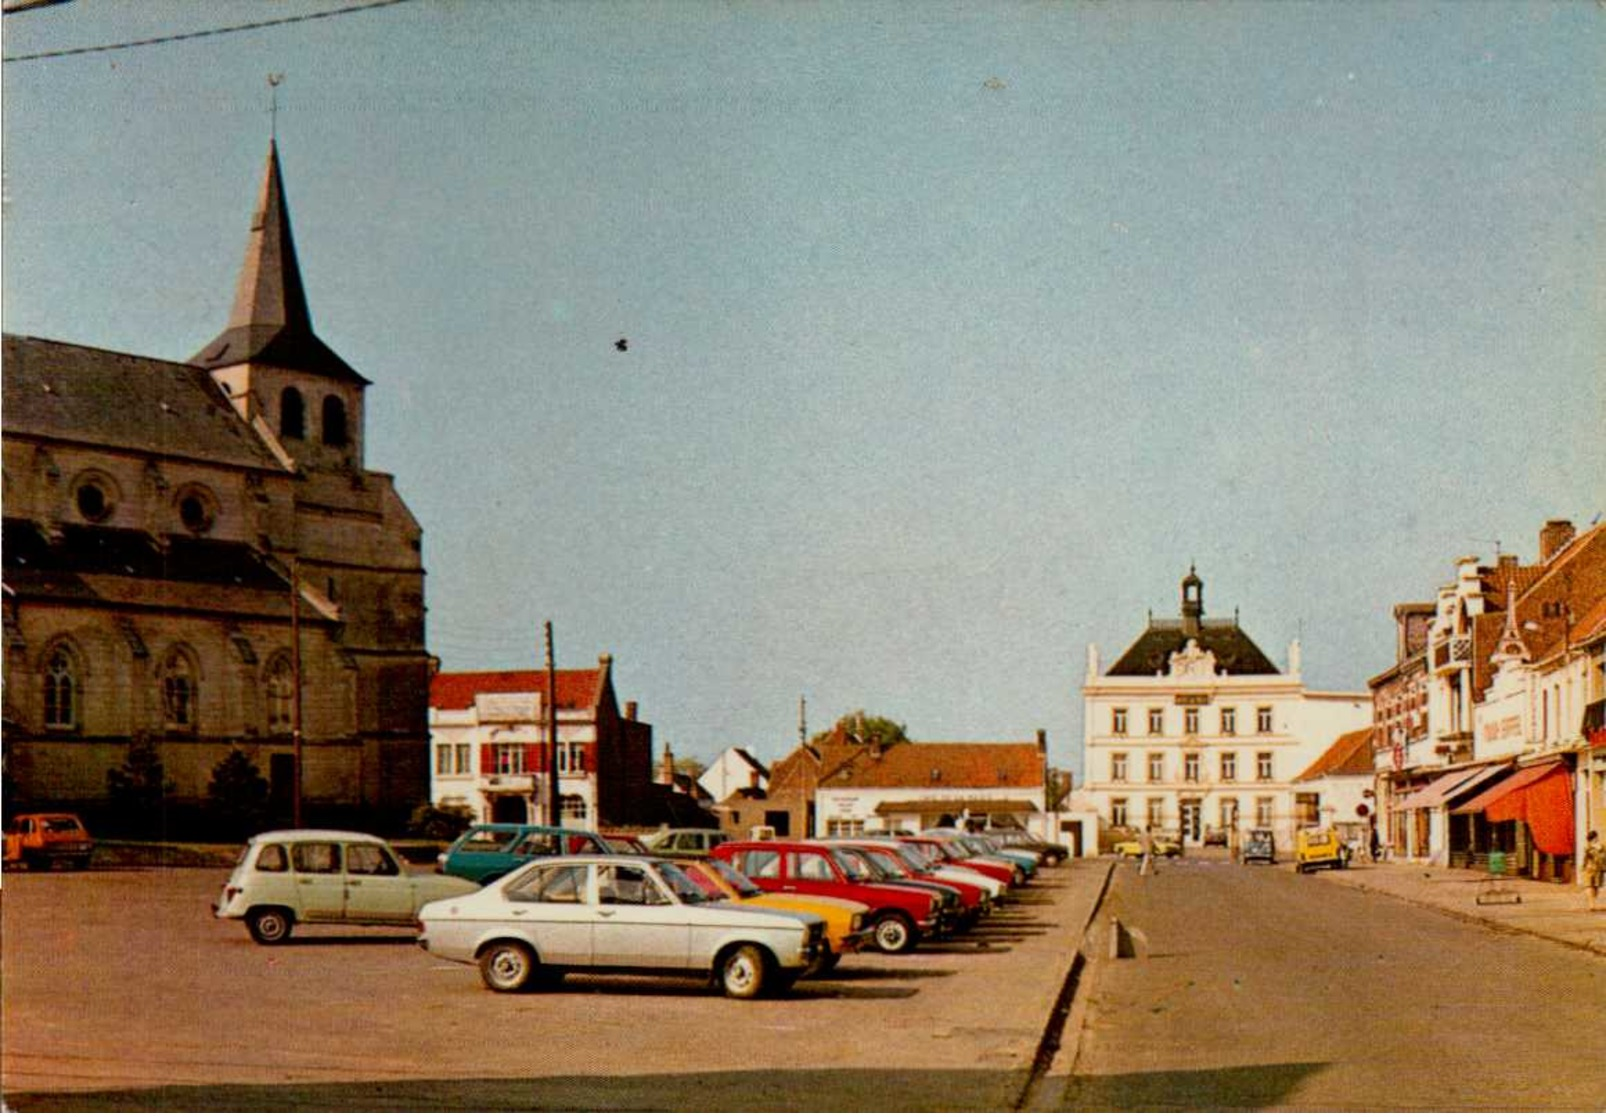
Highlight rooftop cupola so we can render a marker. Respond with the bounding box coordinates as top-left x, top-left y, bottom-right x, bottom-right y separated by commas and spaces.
1181, 565, 1204, 638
